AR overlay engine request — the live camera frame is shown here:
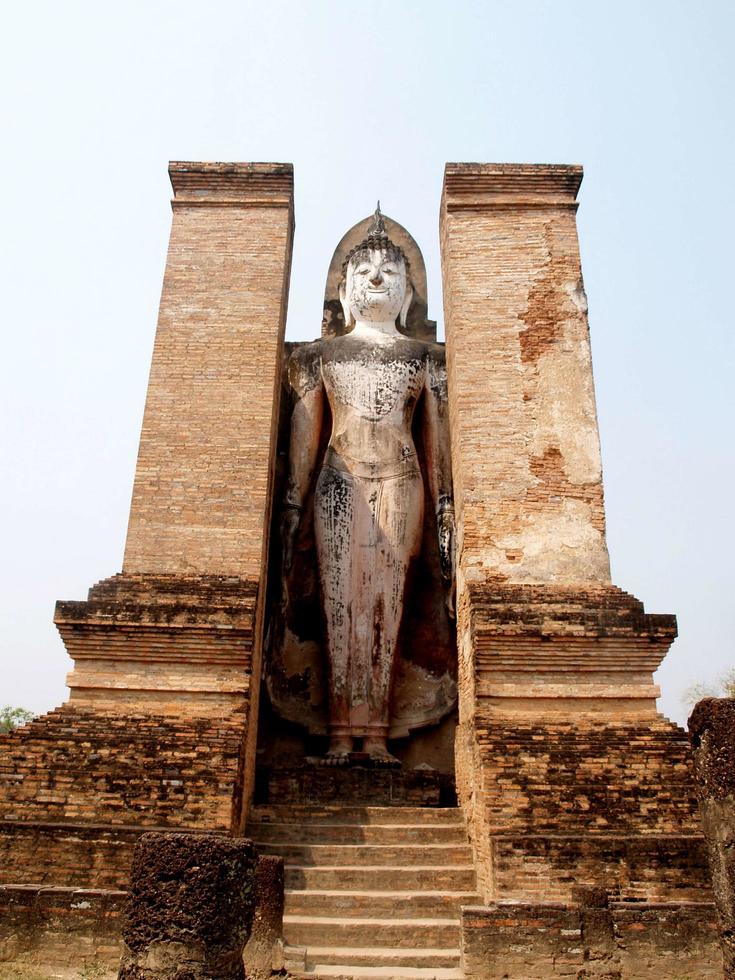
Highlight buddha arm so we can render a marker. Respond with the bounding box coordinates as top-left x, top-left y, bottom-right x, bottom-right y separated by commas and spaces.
282, 346, 324, 570
422, 349, 455, 593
